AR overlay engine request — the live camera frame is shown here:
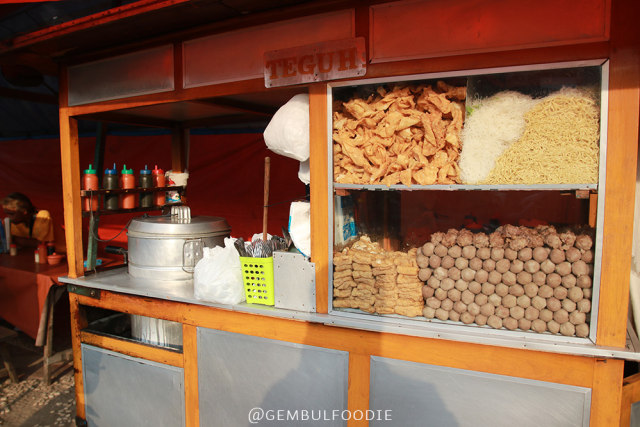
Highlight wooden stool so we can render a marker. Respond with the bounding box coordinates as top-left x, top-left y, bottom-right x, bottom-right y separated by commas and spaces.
0, 325, 19, 383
